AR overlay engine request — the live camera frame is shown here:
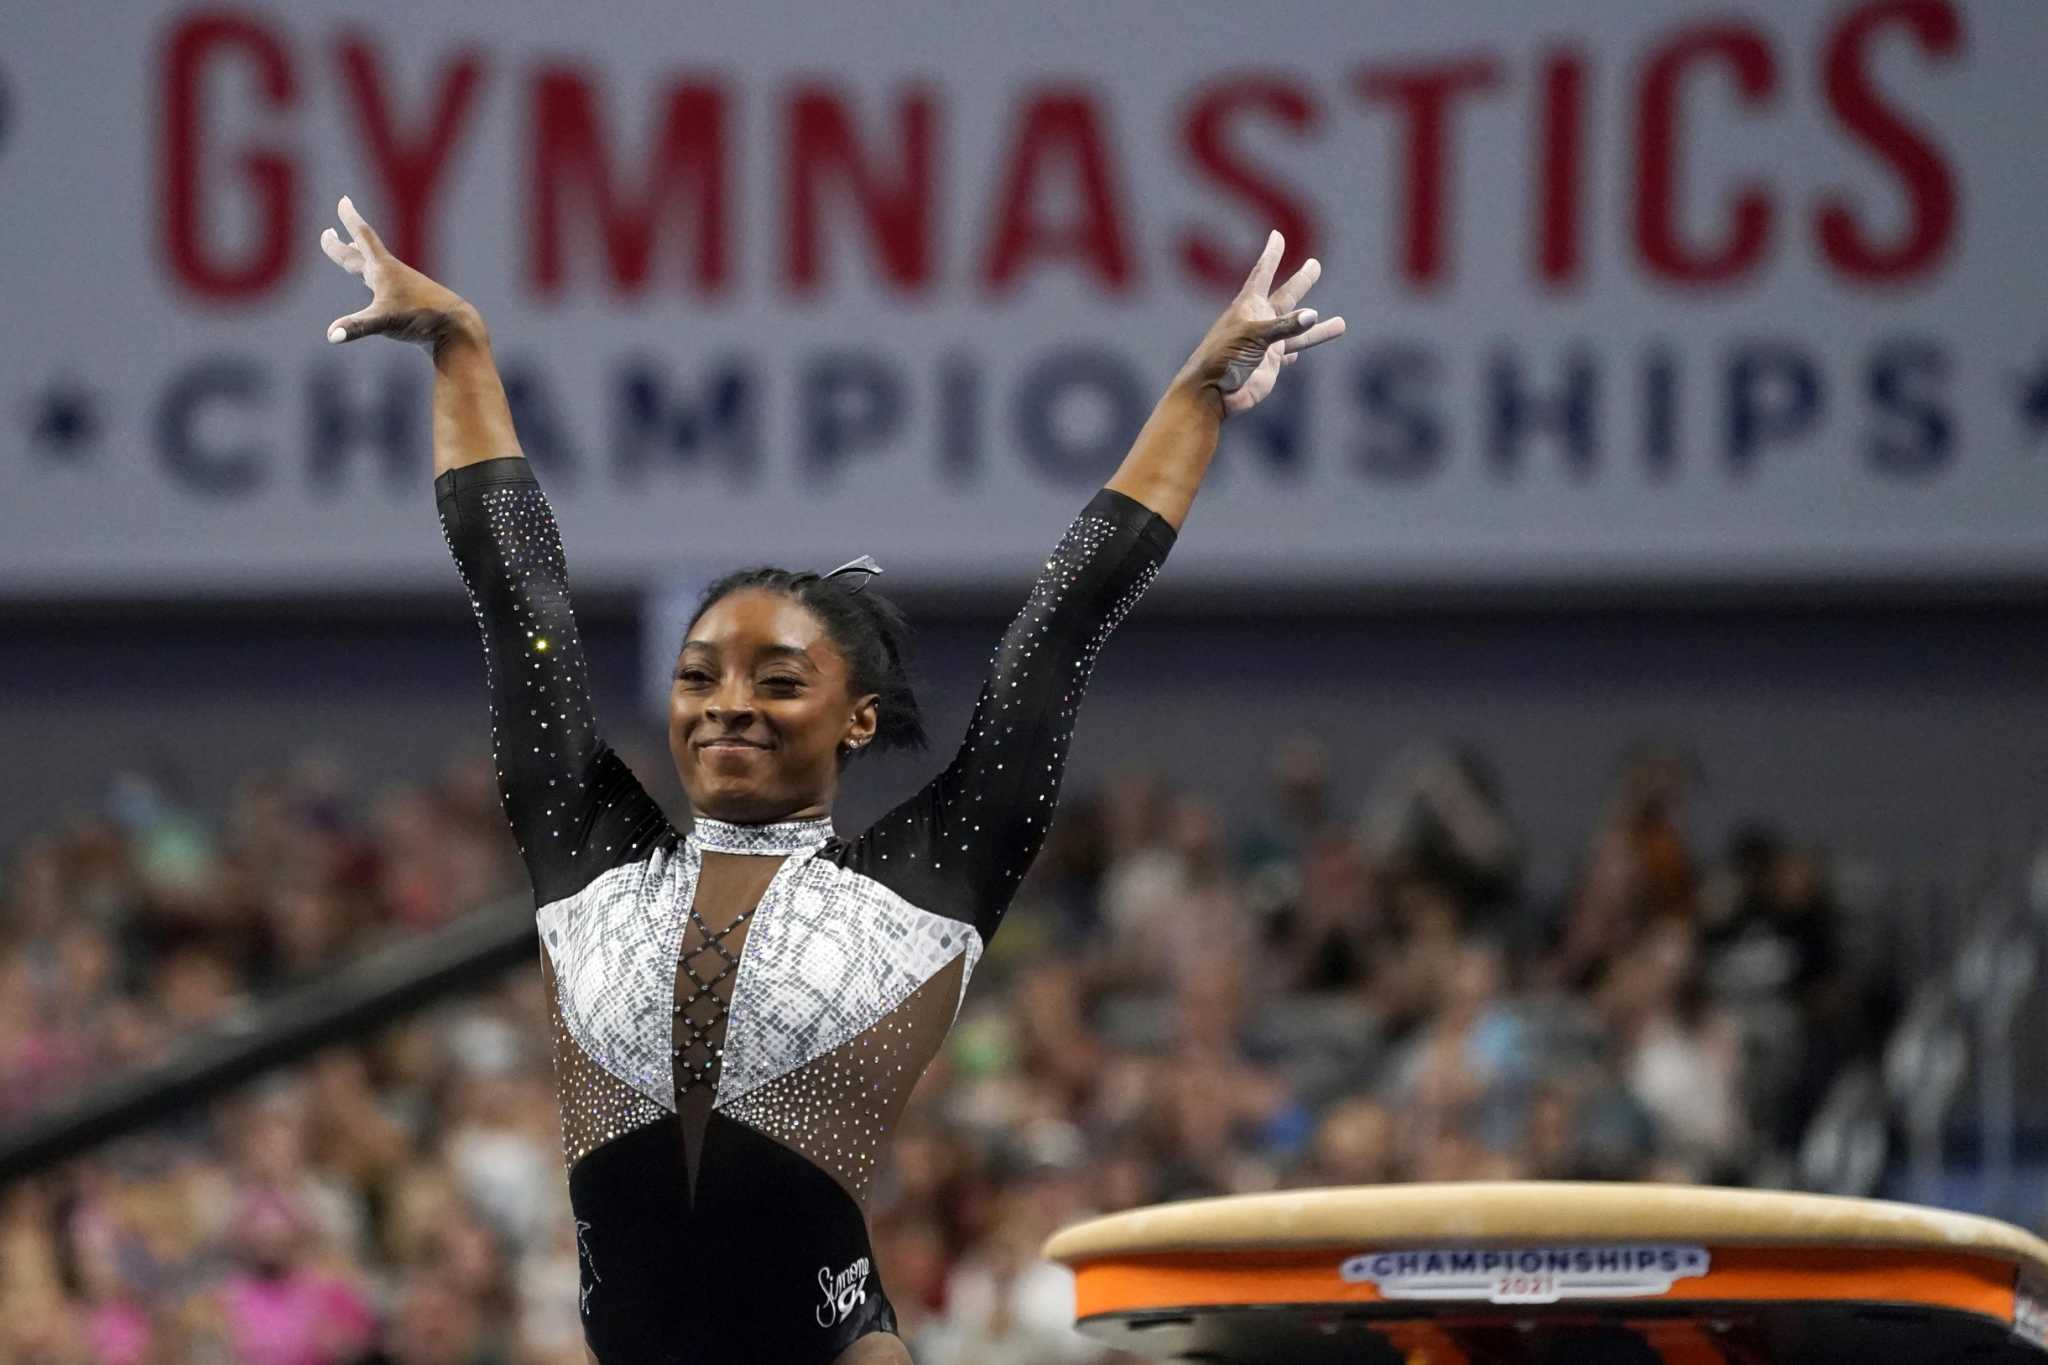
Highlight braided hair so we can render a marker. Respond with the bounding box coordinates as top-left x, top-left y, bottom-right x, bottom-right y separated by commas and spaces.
686, 566, 928, 763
